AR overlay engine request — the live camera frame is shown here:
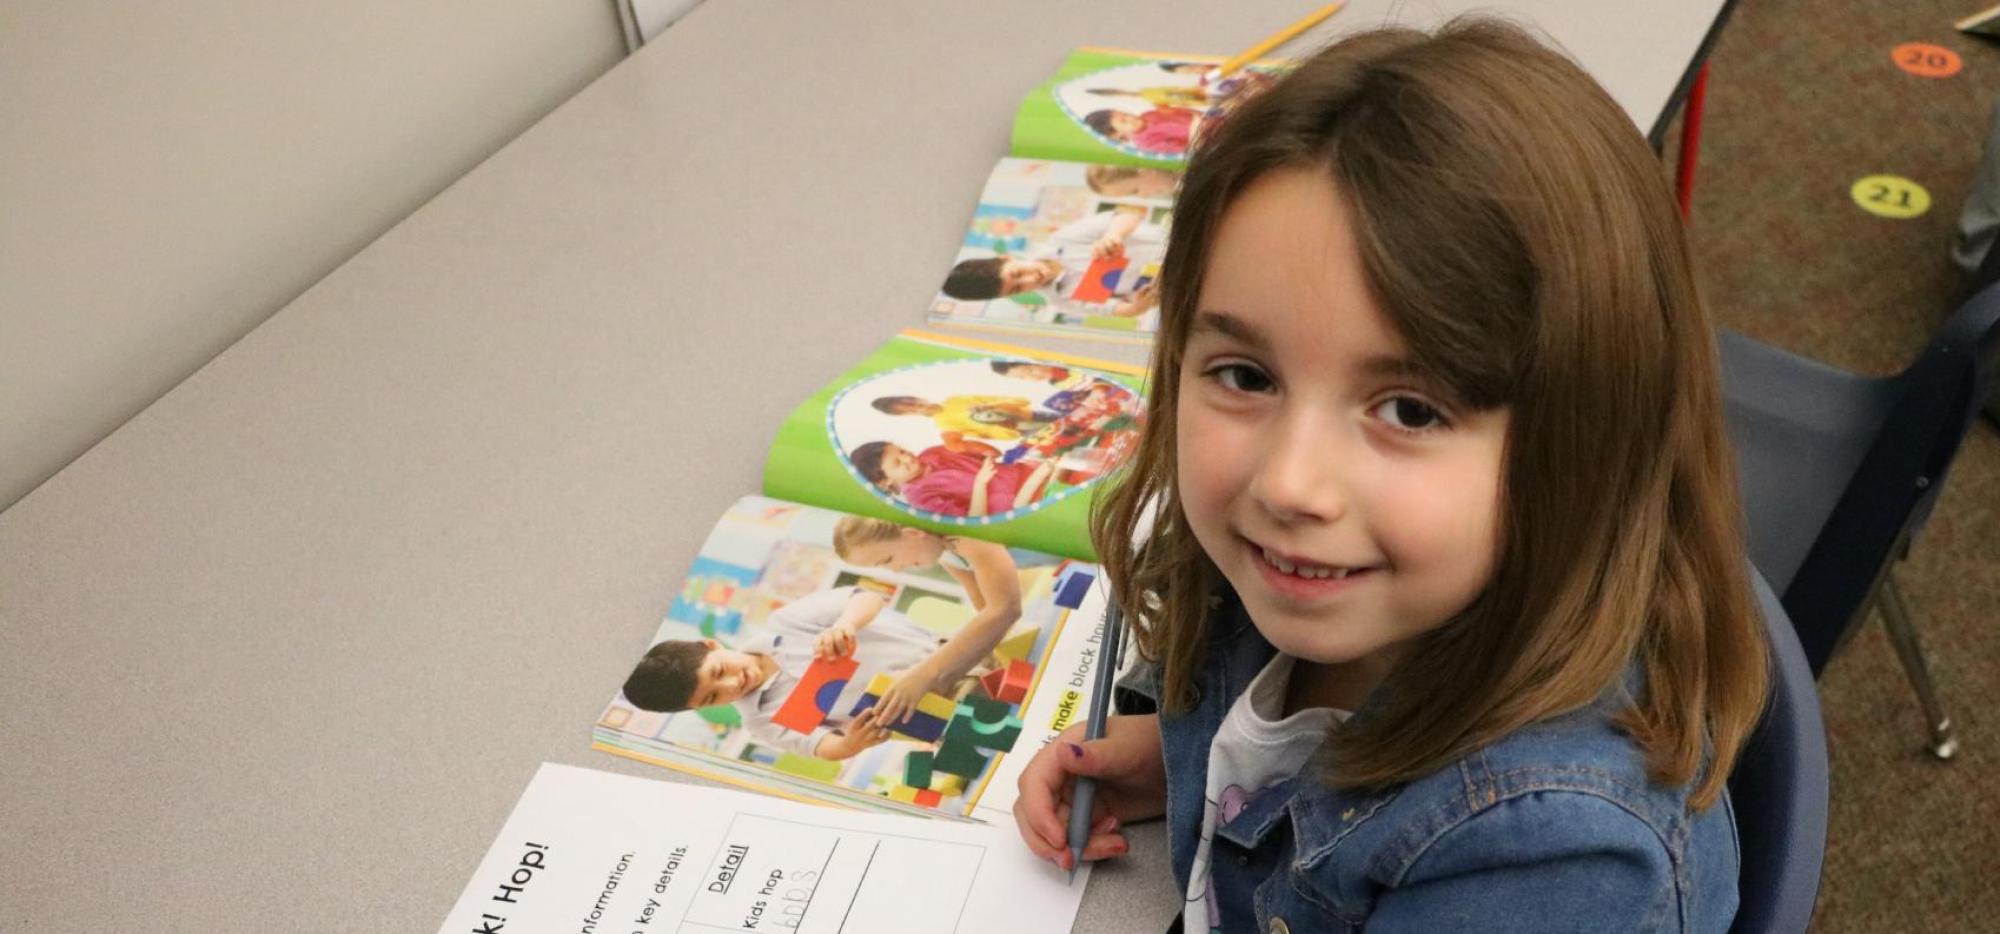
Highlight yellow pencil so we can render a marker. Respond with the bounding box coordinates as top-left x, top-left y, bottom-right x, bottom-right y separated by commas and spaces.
1215, 2, 1347, 77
